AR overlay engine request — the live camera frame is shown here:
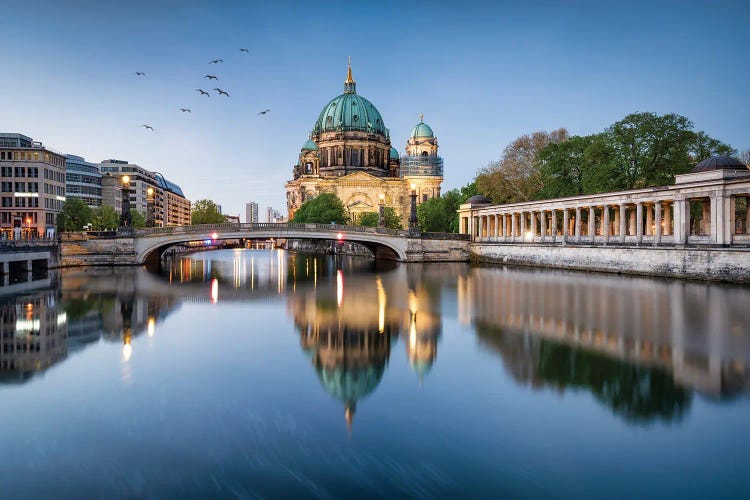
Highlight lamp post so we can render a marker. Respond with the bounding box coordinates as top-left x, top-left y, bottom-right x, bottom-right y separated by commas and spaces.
146, 187, 155, 228
409, 183, 419, 232
119, 175, 132, 228
378, 193, 385, 228
25, 217, 32, 239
